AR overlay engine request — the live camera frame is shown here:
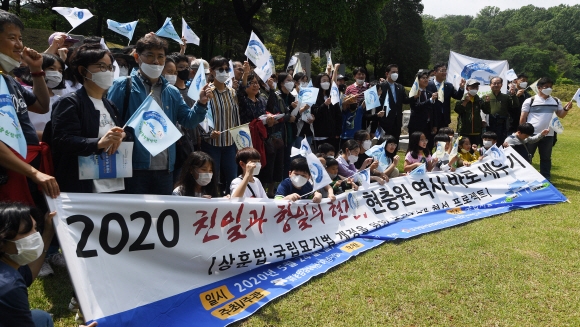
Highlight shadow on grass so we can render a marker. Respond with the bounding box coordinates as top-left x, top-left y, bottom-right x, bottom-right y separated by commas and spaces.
40, 266, 76, 319
550, 173, 580, 194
